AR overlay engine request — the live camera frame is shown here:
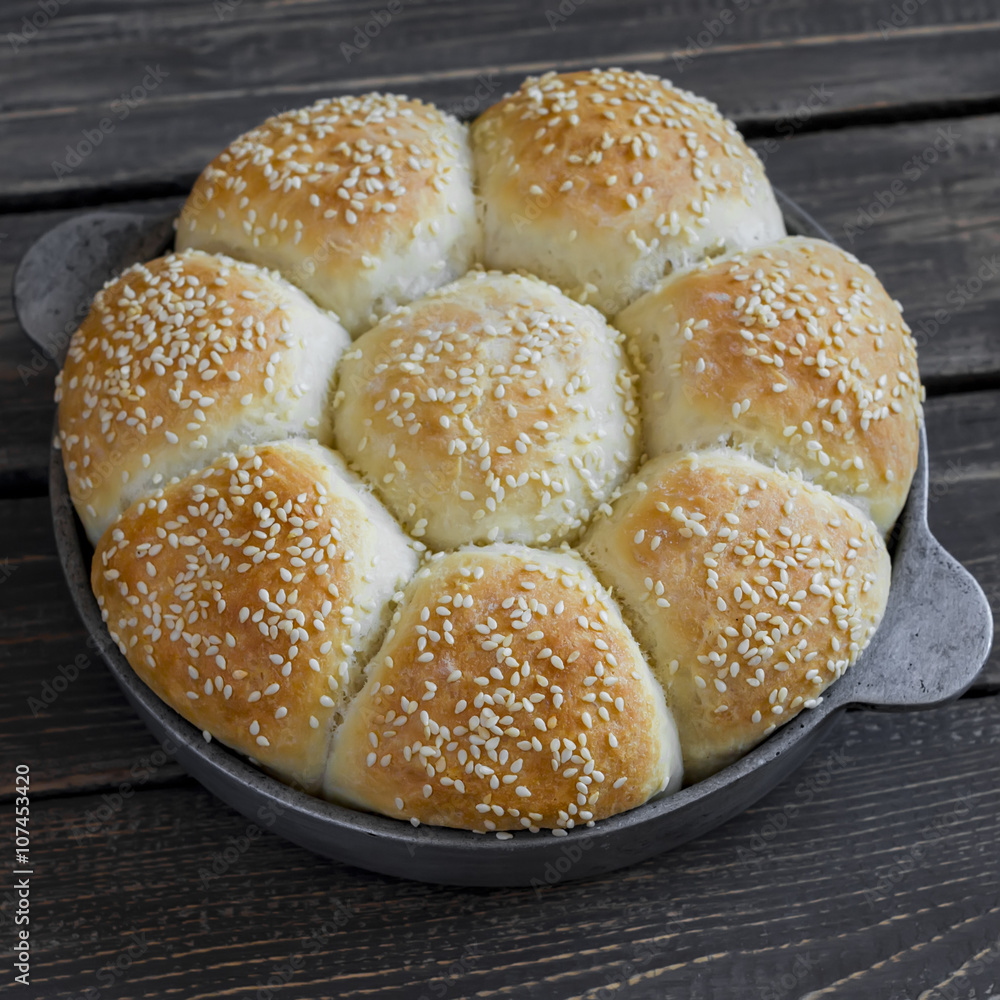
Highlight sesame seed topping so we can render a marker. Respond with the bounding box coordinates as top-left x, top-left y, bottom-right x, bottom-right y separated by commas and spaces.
178, 92, 477, 334
92, 439, 417, 789
330, 546, 668, 832
620, 237, 921, 531
334, 272, 640, 549
473, 68, 776, 313
582, 449, 889, 781
58, 250, 350, 540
